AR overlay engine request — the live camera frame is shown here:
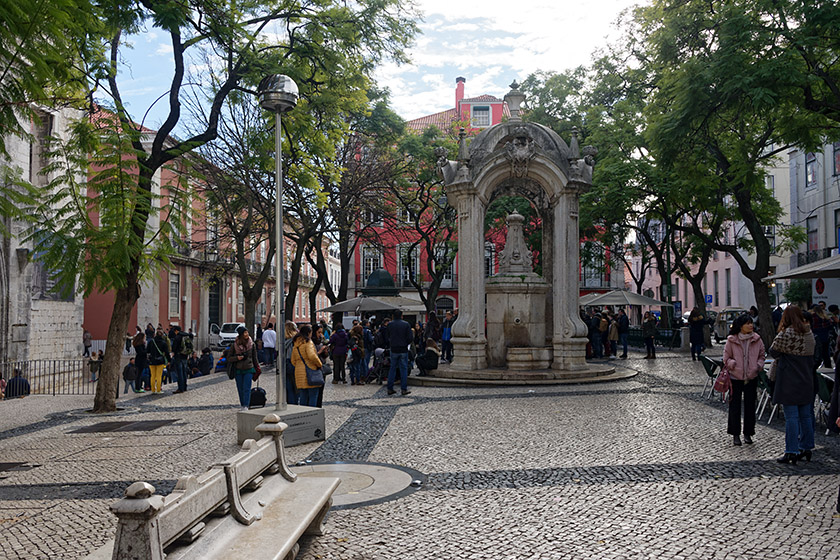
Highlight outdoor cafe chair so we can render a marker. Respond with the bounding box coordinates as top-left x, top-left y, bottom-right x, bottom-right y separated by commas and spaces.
756, 366, 774, 421
699, 355, 721, 399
